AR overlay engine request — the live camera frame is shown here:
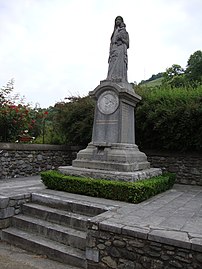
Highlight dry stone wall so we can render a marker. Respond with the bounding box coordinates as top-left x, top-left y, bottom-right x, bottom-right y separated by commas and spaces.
86, 224, 202, 269
0, 143, 81, 179
0, 193, 31, 231
0, 143, 201, 185
145, 150, 202, 186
